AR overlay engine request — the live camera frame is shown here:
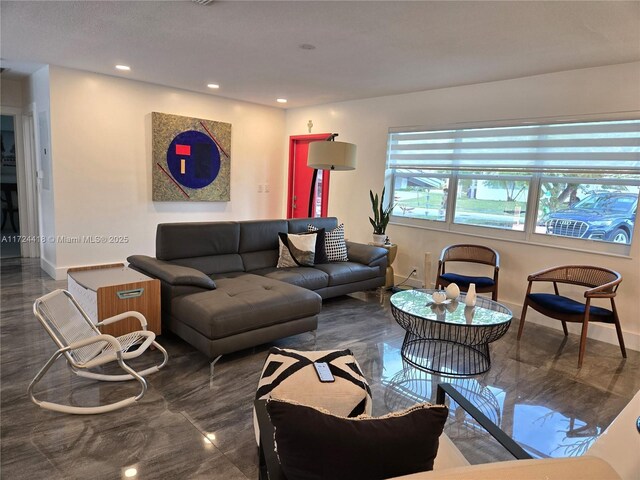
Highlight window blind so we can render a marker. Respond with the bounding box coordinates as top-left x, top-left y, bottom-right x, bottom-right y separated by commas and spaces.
387, 120, 640, 173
